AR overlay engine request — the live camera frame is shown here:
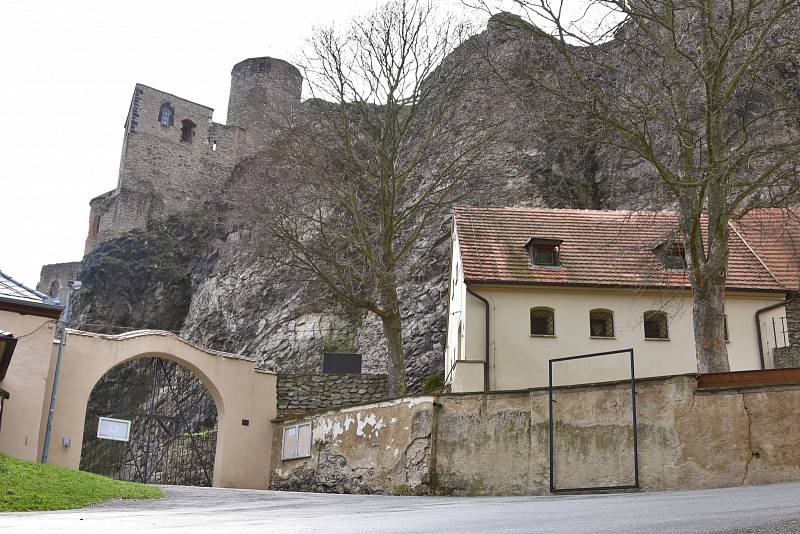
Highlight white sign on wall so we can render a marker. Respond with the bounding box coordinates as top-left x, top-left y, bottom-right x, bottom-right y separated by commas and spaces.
97, 417, 132, 442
